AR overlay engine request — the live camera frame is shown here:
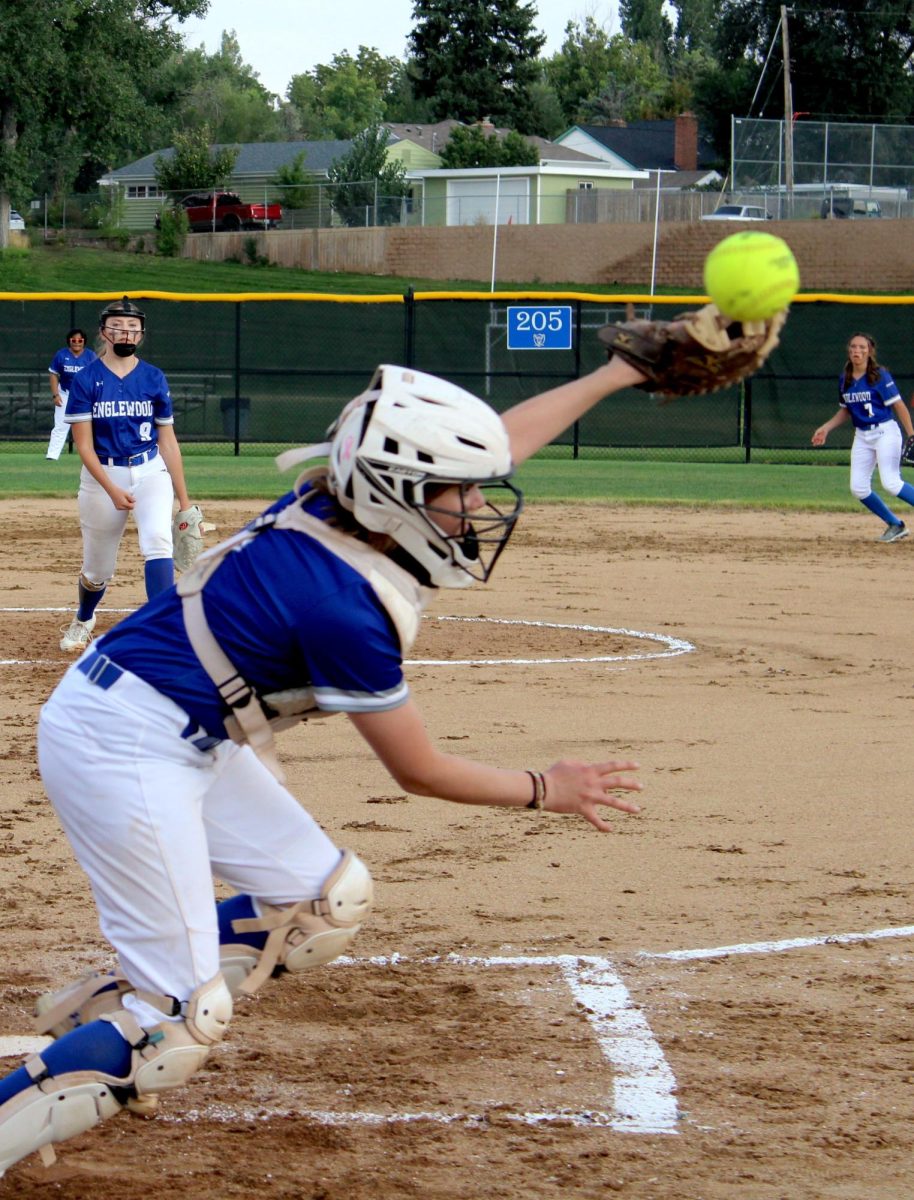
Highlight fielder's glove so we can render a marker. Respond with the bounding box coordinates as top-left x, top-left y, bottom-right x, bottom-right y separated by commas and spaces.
172, 505, 216, 572
902, 434, 914, 468
597, 303, 788, 398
